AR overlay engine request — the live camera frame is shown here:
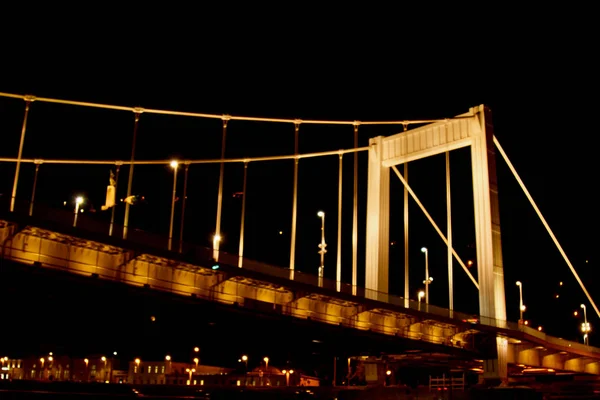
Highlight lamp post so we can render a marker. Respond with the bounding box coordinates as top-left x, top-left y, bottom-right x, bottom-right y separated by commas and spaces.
168, 160, 179, 251
241, 355, 248, 384
133, 358, 139, 383
263, 357, 269, 384
581, 304, 591, 345
516, 281, 526, 323
317, 211, 327, 286
84, 358, 90, 382
193, 358, 199, 369
421, 247, 432, 303
282, 369, 294, 386
186, 368, 195, 385
418, 290, 425, 311
101, 356, 107, 382
73, 196, 84, 227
